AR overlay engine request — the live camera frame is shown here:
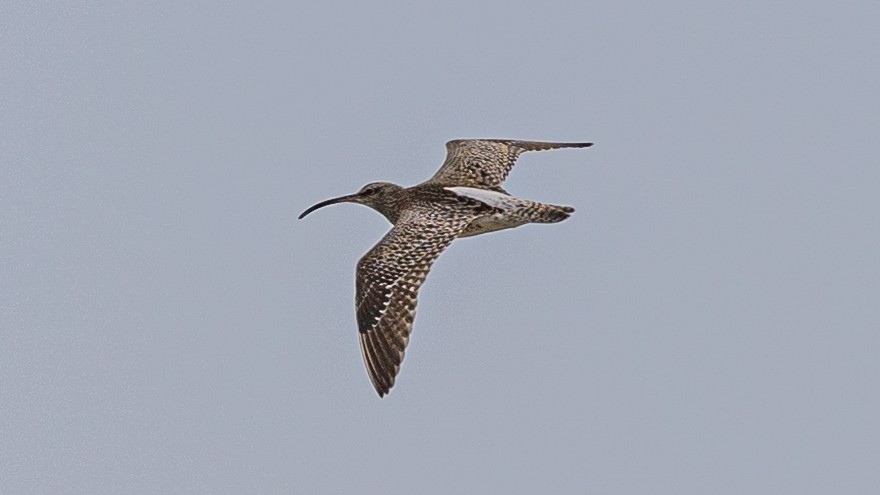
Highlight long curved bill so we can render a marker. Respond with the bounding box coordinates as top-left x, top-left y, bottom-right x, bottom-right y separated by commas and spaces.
298, 193, 360, 219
